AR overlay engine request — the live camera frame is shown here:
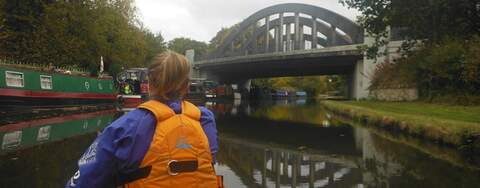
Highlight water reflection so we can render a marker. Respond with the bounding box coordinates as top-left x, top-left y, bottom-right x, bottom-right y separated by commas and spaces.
0, 109, 116, 187
217, 137, 362, 188
210, 100, 480, 188
0, 100, 479, 188
0, 110, 115, 154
